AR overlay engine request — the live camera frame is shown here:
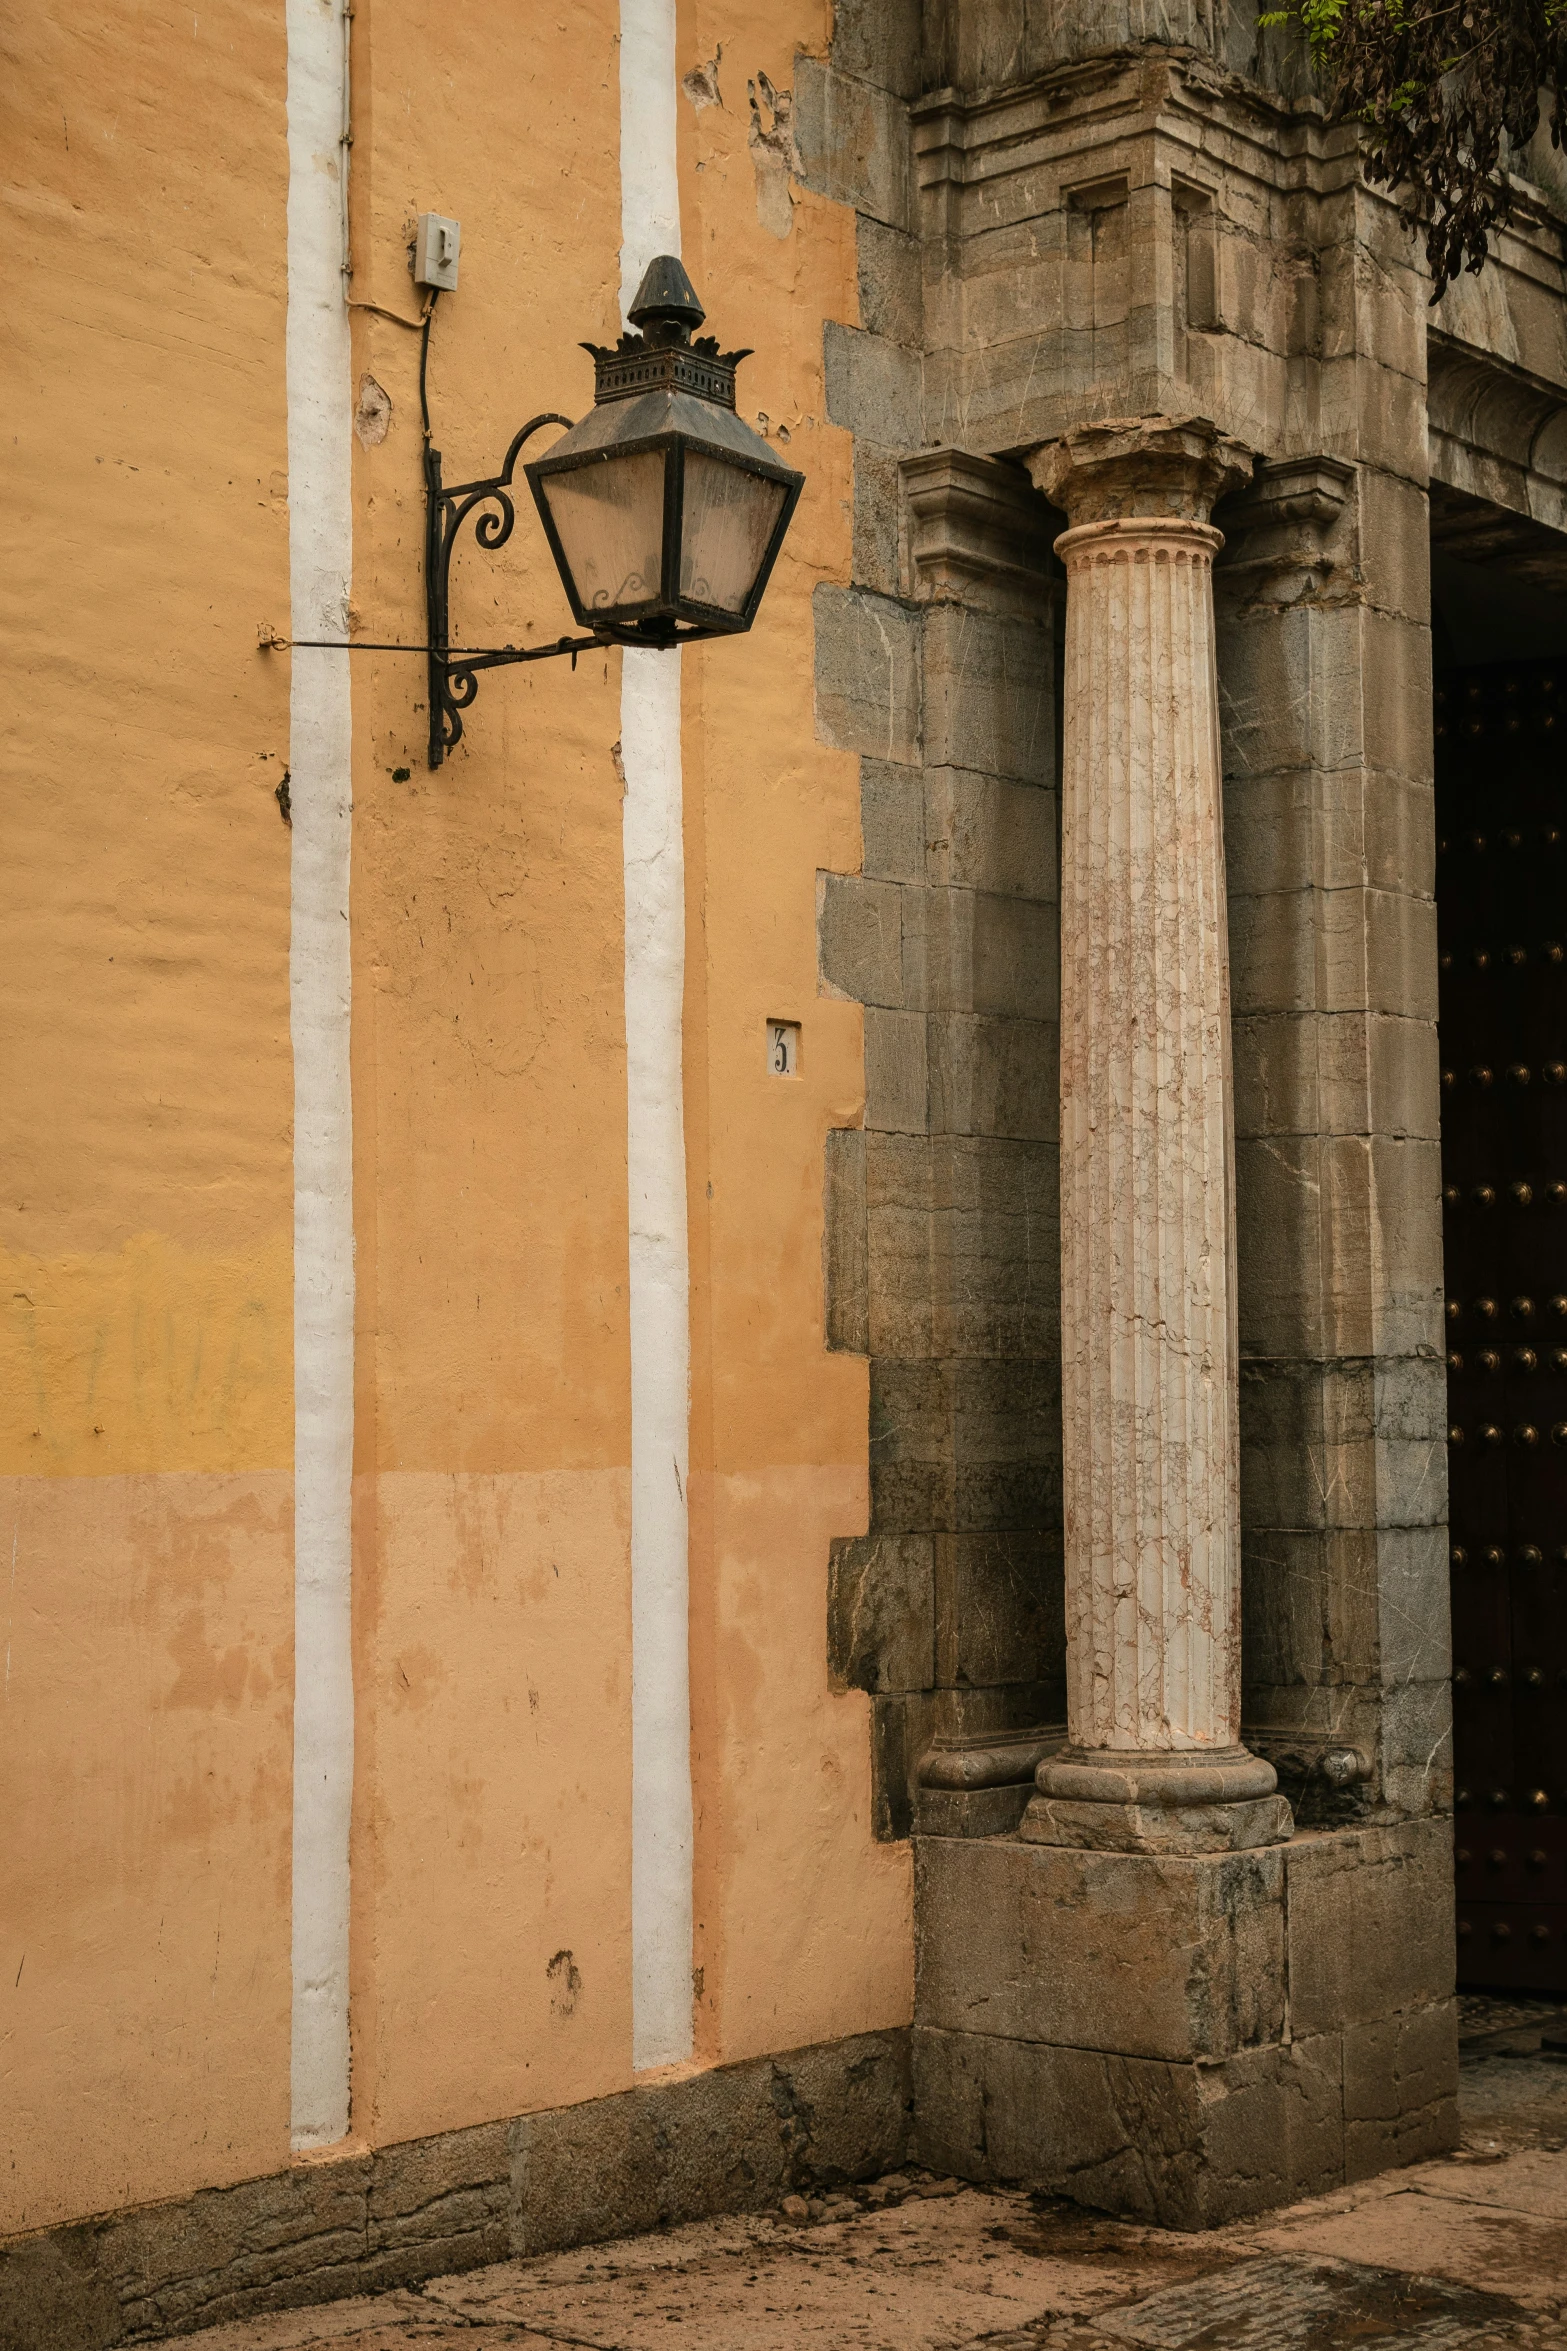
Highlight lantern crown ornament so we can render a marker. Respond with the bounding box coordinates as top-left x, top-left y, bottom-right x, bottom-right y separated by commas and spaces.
525, 256, 803, 647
